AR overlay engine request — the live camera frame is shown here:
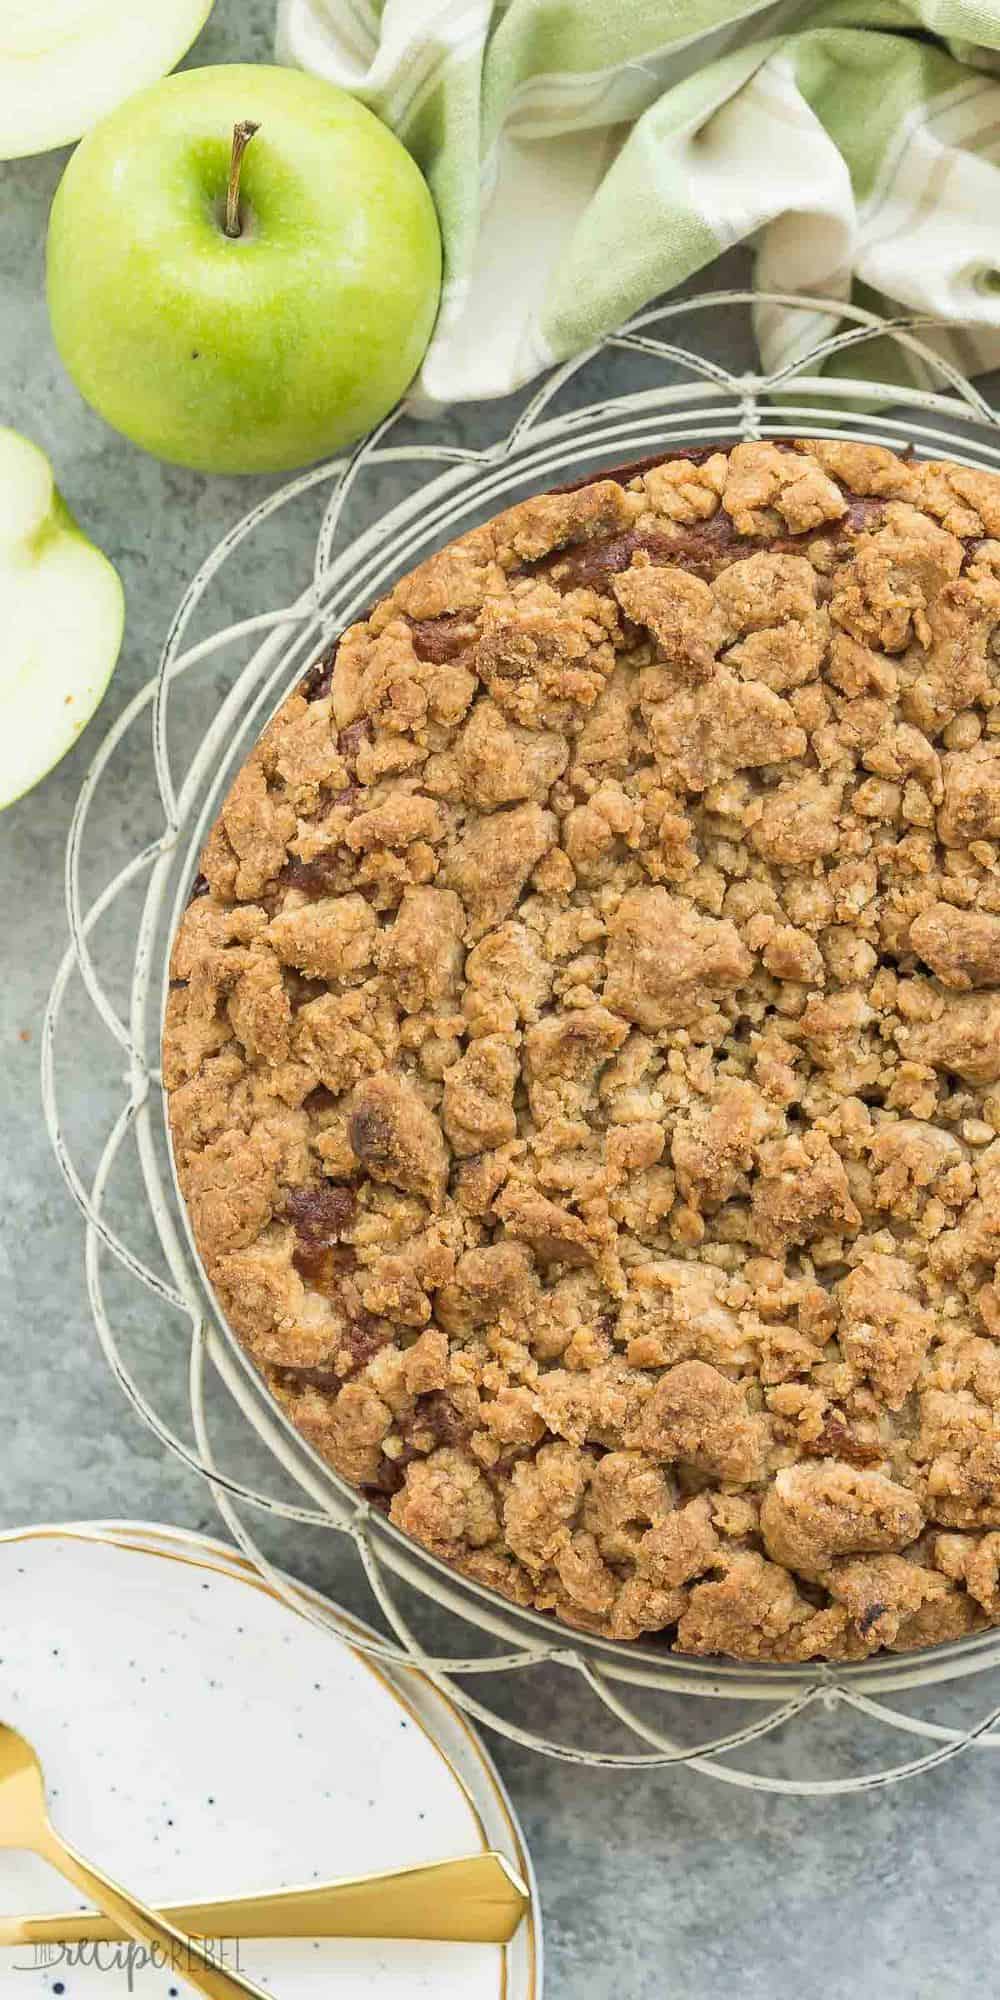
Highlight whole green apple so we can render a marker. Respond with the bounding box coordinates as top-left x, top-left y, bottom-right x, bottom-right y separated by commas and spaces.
46, 64, 442, 474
